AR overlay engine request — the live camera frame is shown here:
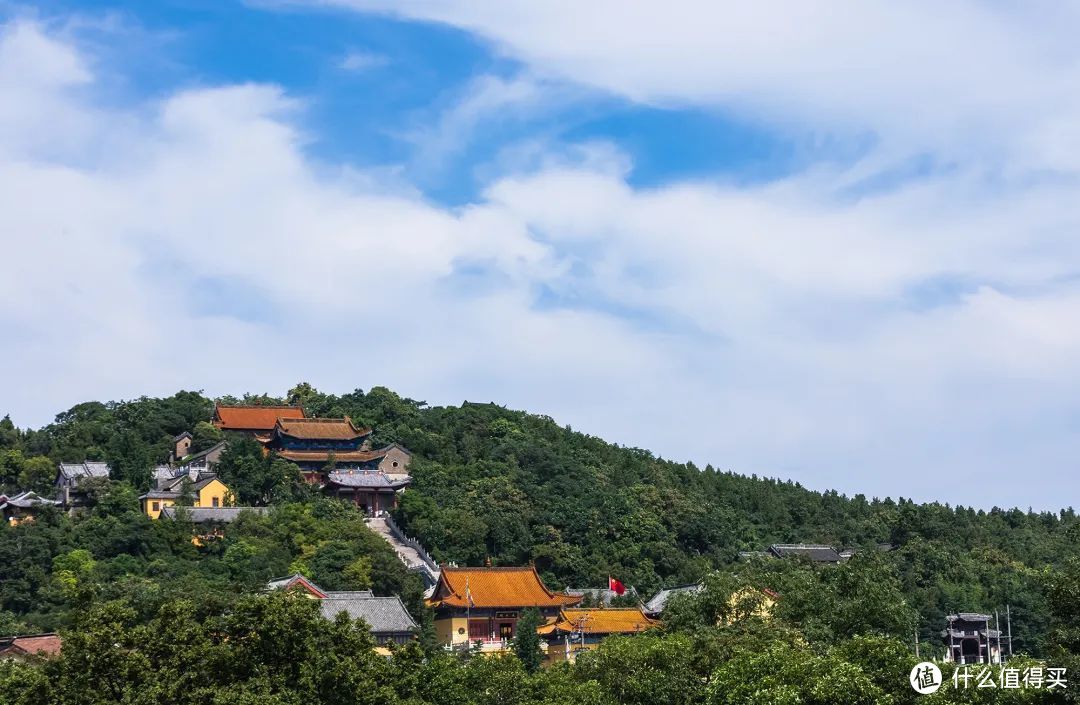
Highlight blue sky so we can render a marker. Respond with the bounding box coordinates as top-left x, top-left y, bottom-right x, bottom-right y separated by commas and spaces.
35, 0, 808, 202
3, 1, 1080, 509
